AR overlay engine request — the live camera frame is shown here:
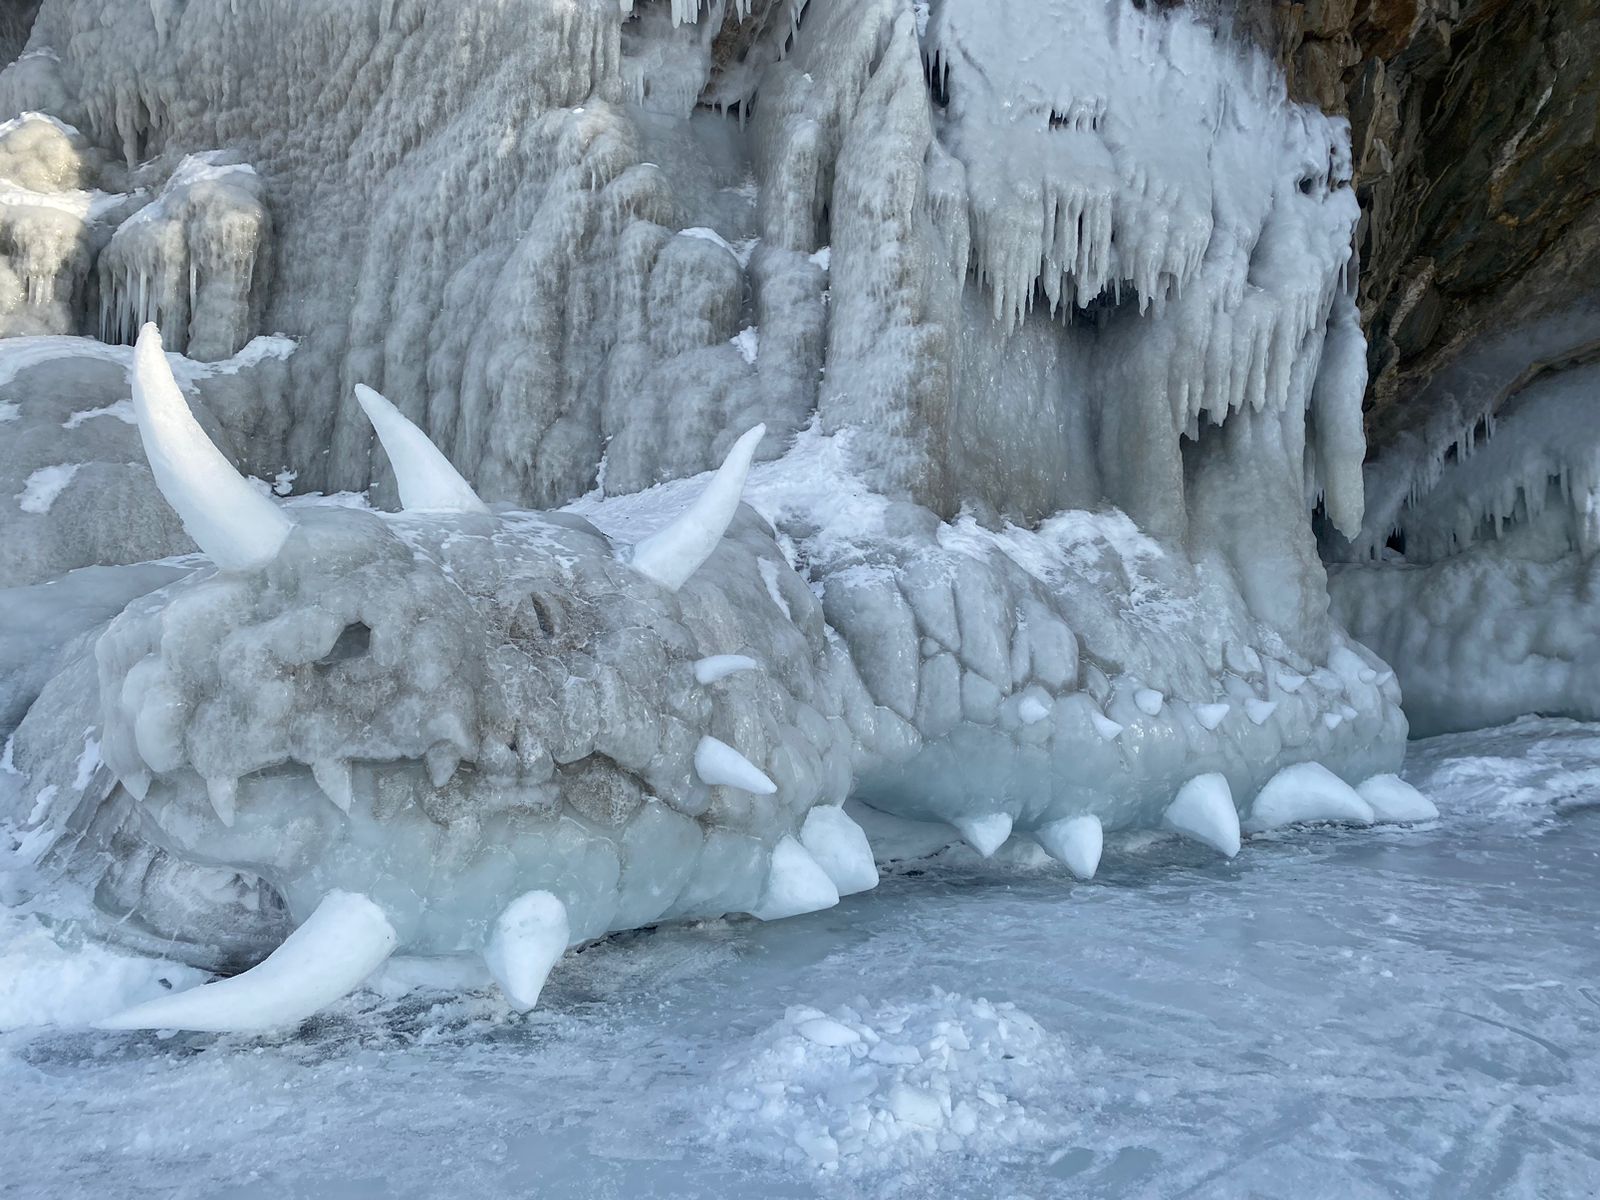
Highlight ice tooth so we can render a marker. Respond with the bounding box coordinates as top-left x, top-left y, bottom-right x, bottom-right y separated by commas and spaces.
1164, 774, 1241, 857
1090, 712, 1124, 740
483, 891, 569, 1012
1244, 699, 1278, 725
693, 735, 776, 795
312, 759, 353, 814
206, 775, 237, 827
425, 744, 460, 789
1245, 763, 1374, 831
1036, 814, 1102, 880
954, 812, 1013, 858
799, 806, 879, 896
96, 891, 398, 1033
751, 836, 840, 921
